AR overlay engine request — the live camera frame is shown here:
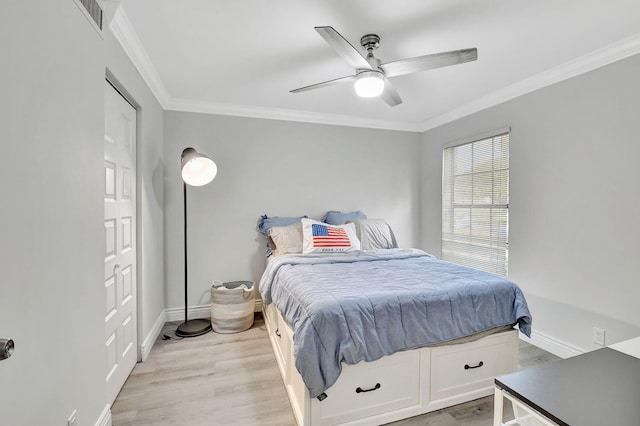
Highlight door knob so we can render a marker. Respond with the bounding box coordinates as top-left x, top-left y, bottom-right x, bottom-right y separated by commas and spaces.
0, 338, 14, 360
